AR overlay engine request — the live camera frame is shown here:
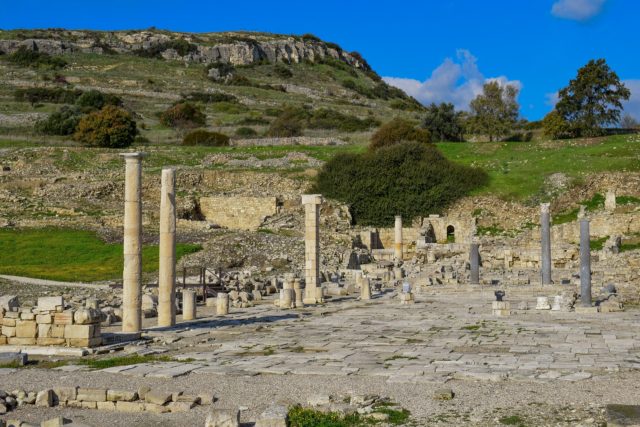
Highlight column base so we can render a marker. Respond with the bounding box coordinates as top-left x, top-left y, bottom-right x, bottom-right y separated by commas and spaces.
302, 298, 317, 305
